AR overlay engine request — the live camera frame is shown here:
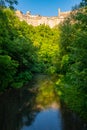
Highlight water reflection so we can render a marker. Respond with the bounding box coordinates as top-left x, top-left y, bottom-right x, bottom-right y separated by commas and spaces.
0, 75, 86, 130
0, 89, 36, 130
20, 75, 62, 130
21, 109, 62, 130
